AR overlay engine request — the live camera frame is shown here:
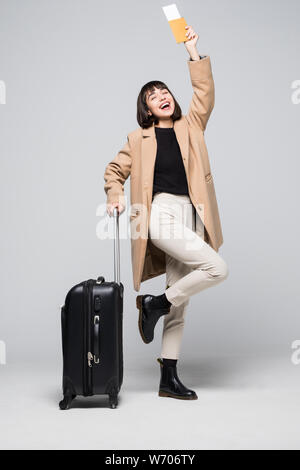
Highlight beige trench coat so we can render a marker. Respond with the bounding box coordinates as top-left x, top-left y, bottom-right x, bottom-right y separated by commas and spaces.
104, 56, 223, 292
